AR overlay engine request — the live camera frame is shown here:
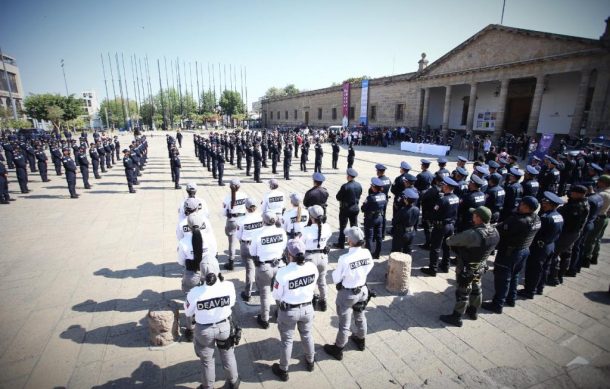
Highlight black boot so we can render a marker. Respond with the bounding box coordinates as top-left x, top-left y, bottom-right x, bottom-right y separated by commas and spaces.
317, 299, 327, 312
271, 363, 288, 382
256, 314, 269, 329
481, 301, 502, 314
440, 312, 463, 327
465, 306, 478, 320
223, 260, 234, 271
240, 291, 250, 302
420, 267, 437, 277
183, 328, 193, 342
349, 335, 365, 351
323, 344, 343, 360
